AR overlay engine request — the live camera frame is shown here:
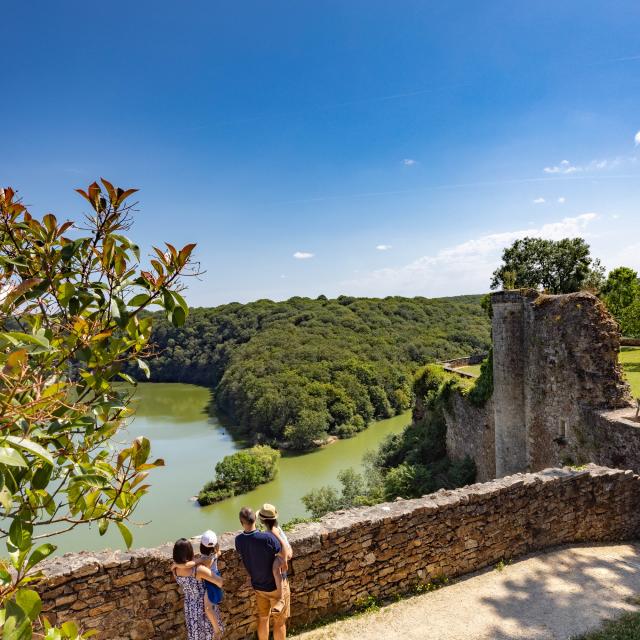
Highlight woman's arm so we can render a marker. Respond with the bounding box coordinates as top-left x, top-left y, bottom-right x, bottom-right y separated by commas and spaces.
274, 526, 293, 561
196, 564, 223, 587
